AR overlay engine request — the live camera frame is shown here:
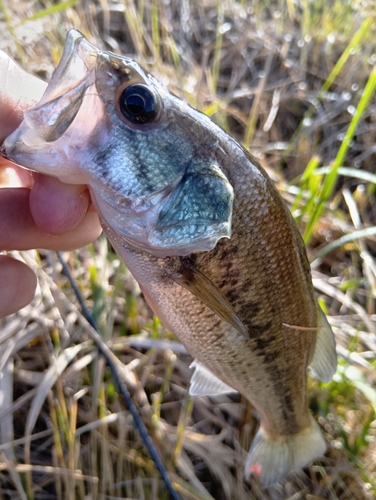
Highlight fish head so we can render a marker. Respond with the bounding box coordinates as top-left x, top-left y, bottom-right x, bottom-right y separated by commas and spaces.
3, 29, 234, 257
